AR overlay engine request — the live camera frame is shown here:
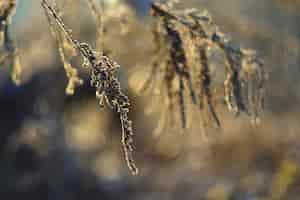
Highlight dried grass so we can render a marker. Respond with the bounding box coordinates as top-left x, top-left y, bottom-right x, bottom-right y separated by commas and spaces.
141, 1, 267, 134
